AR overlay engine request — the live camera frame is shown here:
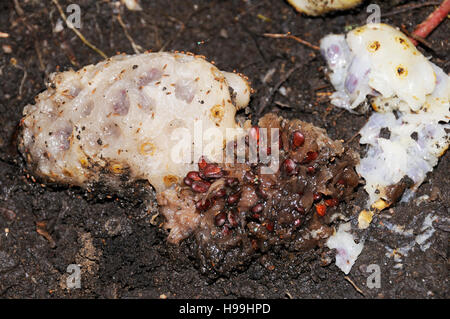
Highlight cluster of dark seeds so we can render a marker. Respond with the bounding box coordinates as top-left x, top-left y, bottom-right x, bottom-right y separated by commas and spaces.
181, 128, 345, 238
